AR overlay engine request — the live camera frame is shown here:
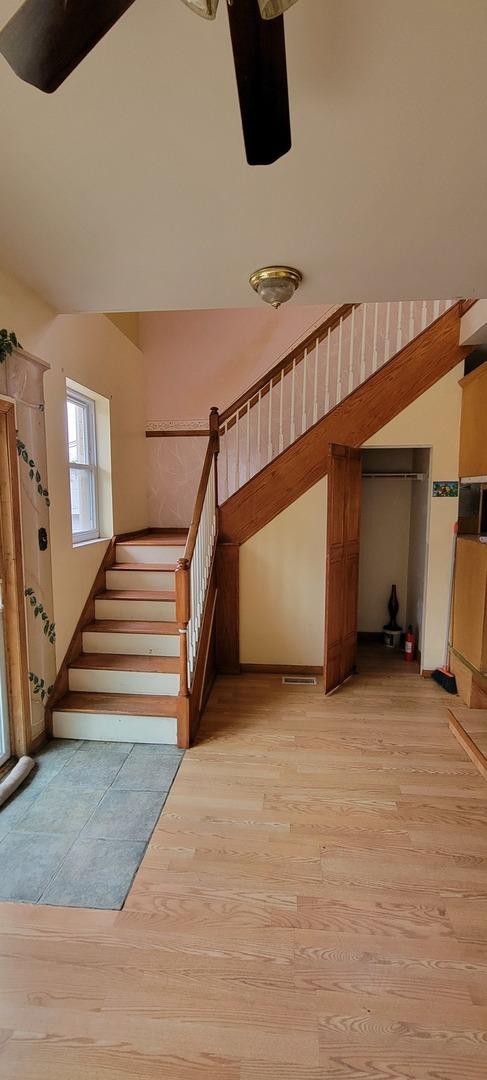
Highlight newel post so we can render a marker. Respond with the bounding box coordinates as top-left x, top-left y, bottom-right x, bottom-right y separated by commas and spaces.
209, 405, 220, 510
175, 557, 190, 747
